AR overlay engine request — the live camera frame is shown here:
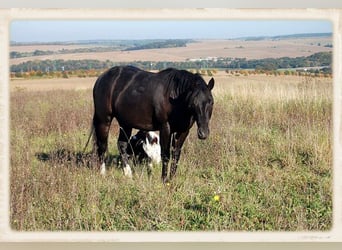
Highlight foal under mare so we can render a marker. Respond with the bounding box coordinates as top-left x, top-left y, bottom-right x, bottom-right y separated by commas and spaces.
126, 130, 161, 176
91, 65, 214, 182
